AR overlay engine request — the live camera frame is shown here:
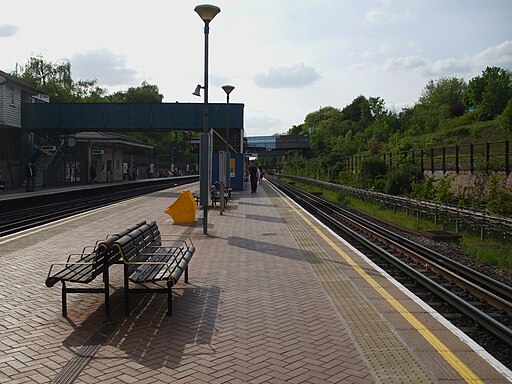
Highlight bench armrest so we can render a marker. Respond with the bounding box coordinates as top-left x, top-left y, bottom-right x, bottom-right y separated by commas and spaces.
159, 236, 194, 248
45, 260, 98, 287
66, 253, 95, 263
